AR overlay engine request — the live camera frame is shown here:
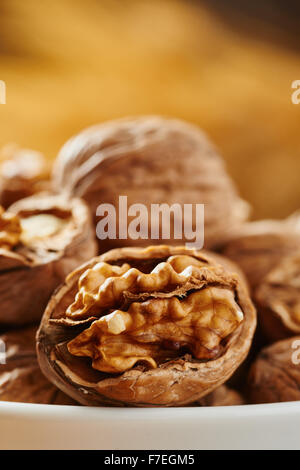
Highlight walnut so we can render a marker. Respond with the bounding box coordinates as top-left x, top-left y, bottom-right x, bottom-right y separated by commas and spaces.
68, 286, 244, 373
0, 144, 50, 208
248, 336, 300, 404
0, 327, 75, 404
52, 116, 249, 252
0, 193, 97, 325
197, 385, 245, 406
37, 245, 256, 407
222, 214, 300, 291
255, 252, 300, 342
